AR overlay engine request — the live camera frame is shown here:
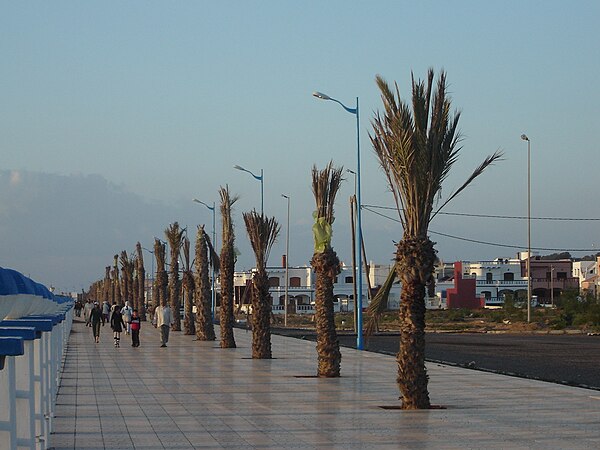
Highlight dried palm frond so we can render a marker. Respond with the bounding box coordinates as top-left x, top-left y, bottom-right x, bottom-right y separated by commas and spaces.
311, 161, 344, 225
365, 268, 396, 336
219, 185, 239, 246
243, 210, 280, 270
182, 236, 191, 271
